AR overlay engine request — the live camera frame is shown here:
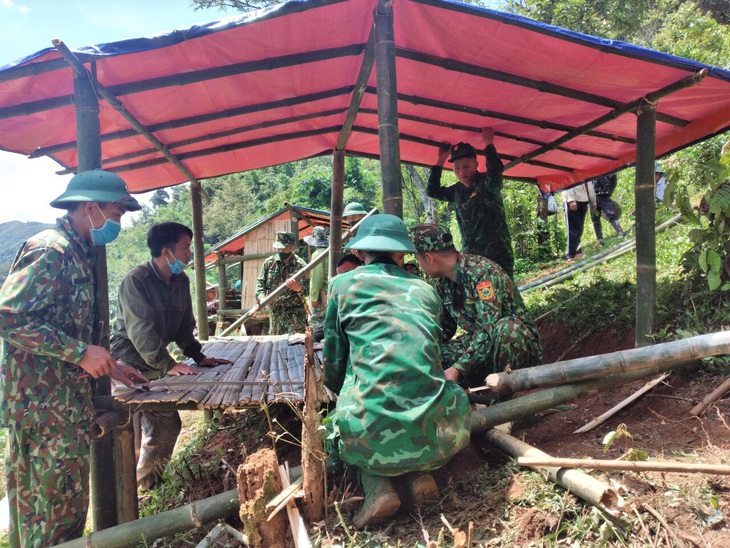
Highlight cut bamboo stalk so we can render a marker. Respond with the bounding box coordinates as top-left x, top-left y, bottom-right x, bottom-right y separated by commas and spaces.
481, 429, 622, 513
470, 368, 666, 435
517, 457, 730, 475
301, 327, 325, 523
485, 330, 730, 396
574, 373, 670, 433
690, 376, 730, 416
54, 489, 239, 548
266, 477, 303, 521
